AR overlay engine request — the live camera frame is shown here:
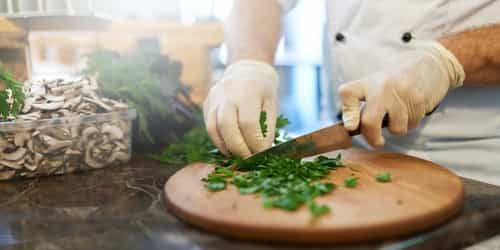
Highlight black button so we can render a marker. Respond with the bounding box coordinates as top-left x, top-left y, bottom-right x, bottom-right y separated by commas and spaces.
402, 32, 412, 43
335, 32, 345, 42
